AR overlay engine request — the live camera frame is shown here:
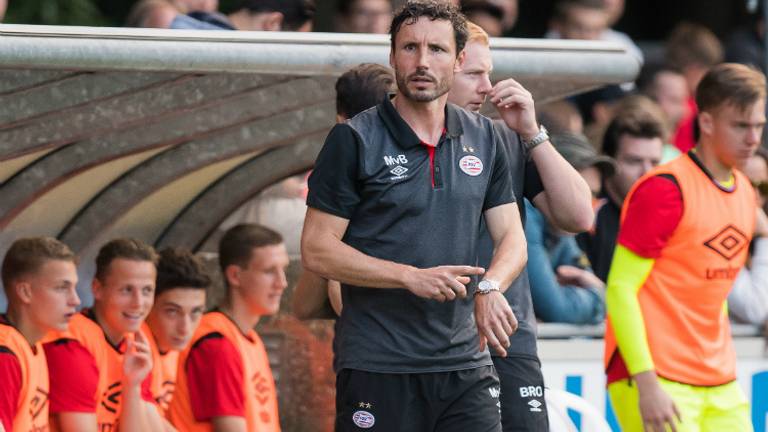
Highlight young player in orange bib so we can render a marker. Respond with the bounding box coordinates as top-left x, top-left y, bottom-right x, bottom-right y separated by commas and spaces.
0, 238, 80, 432
170, 224, 287, 432
44, 238, 166, 432
142, 248, 209, 418
604, 63, 766, 432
